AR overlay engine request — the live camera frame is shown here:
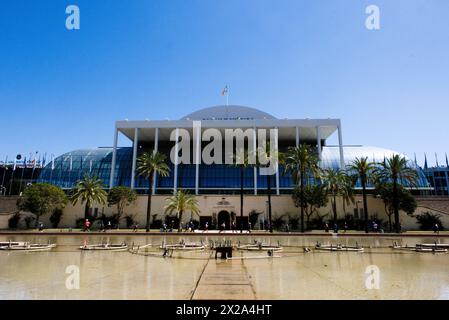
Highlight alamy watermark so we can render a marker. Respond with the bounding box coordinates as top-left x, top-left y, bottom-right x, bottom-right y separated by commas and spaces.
66, 5, 80, 30
65, 265, 80, 290
169, 121, 279, 175
365, 5, 380, 30
365, 265, 380, 290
